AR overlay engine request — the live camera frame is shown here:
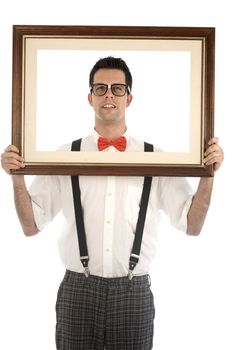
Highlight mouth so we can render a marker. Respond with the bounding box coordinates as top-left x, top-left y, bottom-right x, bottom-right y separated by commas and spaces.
102, 103, 116, 109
